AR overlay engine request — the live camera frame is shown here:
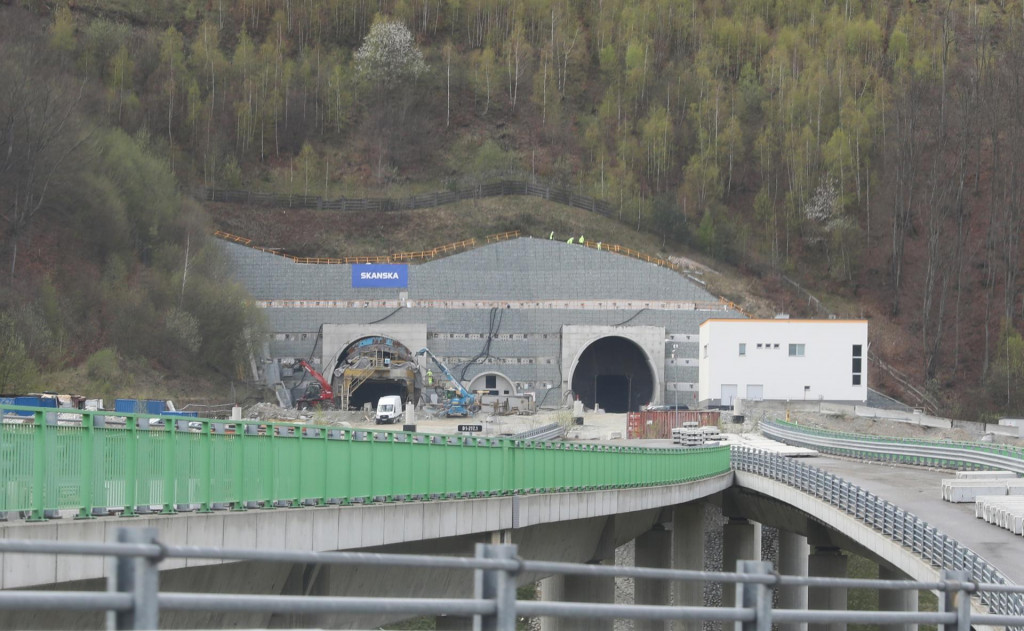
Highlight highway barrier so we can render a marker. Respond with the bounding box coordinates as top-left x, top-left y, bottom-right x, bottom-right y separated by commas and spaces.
0, 404, 729, 522
761, 419, 1024, 474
